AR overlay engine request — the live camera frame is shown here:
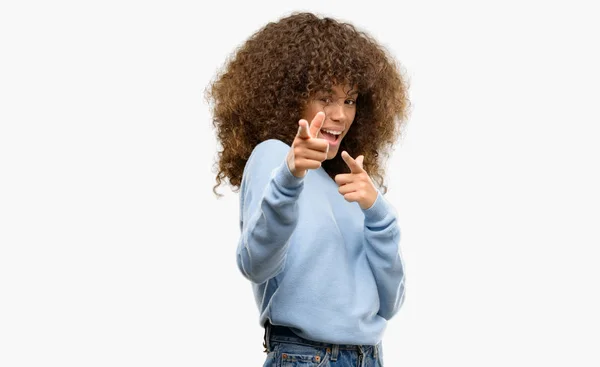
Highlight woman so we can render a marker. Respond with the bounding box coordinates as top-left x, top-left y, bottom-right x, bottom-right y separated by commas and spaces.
206, 11, 410, 366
